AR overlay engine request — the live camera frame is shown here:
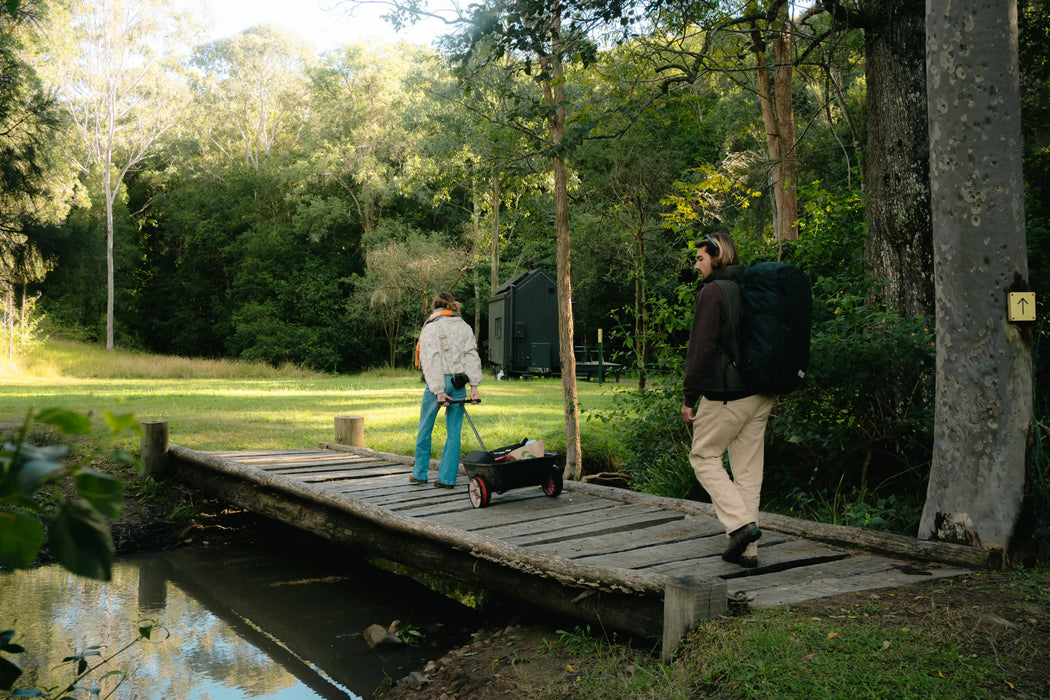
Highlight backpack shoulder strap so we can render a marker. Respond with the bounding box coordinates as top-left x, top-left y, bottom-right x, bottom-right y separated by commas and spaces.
712, 279, 742, 366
